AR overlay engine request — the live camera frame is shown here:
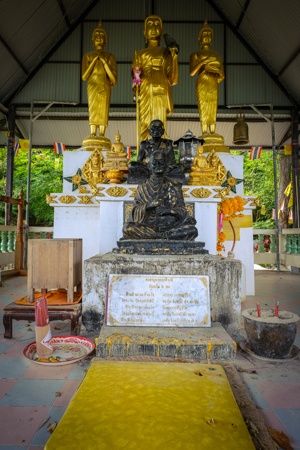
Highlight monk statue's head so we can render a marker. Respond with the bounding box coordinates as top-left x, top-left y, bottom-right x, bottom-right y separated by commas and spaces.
144, 15, 163, 42
150, 150, 167, 175
149, 119, 164, 139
